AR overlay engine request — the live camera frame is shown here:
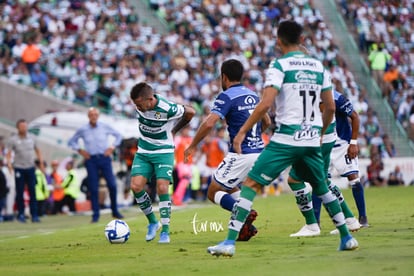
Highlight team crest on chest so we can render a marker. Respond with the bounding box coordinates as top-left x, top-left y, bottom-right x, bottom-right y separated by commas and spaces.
154, 112, 161, 119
